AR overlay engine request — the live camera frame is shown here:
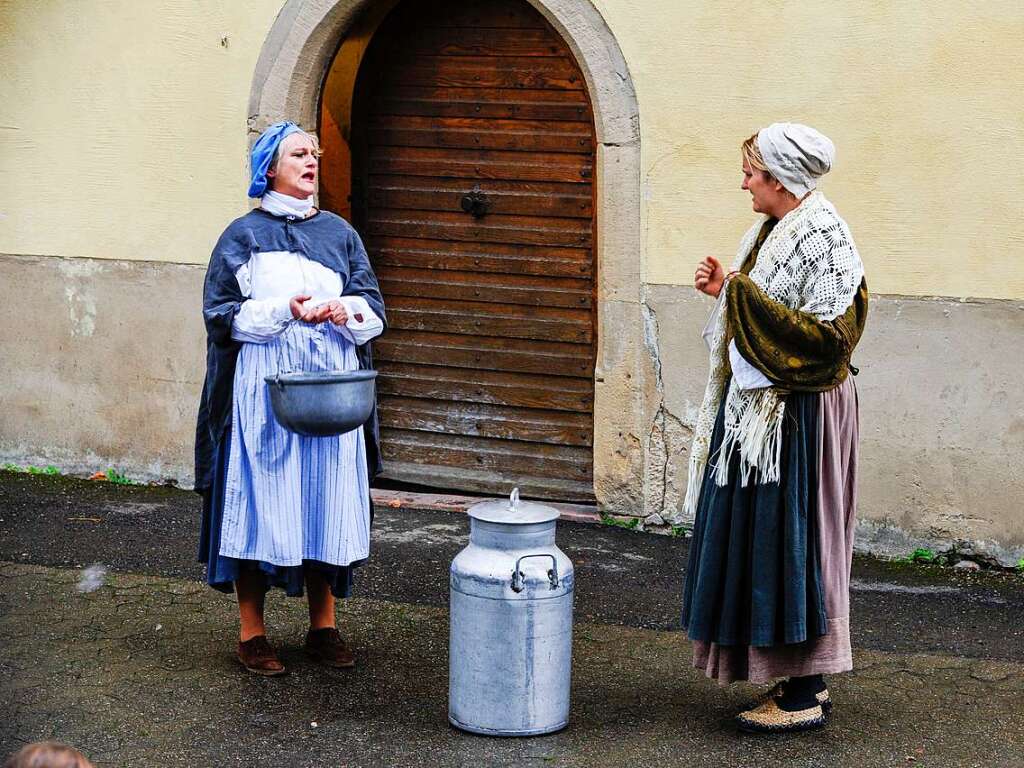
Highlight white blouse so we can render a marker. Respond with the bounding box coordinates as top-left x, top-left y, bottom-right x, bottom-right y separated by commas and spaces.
704, 293, 771, 391
728, 340, 773, 391
231, 250, 383, 345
